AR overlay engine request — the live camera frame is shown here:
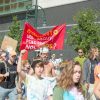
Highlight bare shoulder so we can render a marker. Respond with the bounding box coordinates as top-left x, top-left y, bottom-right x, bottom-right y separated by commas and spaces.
48, 62, 54, 67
